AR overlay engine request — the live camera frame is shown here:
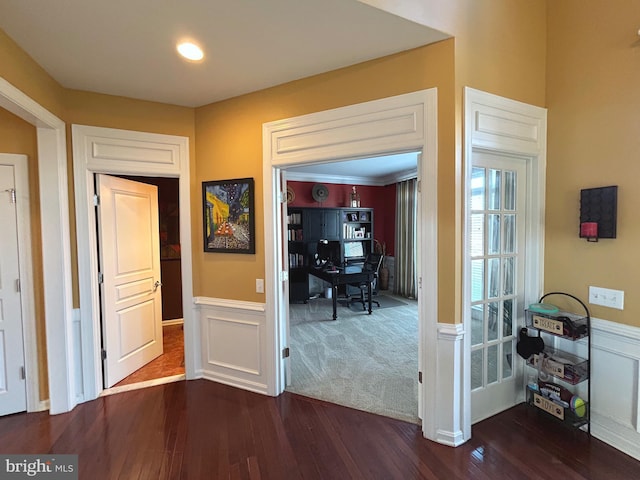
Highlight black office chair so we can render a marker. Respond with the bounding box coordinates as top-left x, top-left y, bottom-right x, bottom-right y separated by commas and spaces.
348, 253, 383, 310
